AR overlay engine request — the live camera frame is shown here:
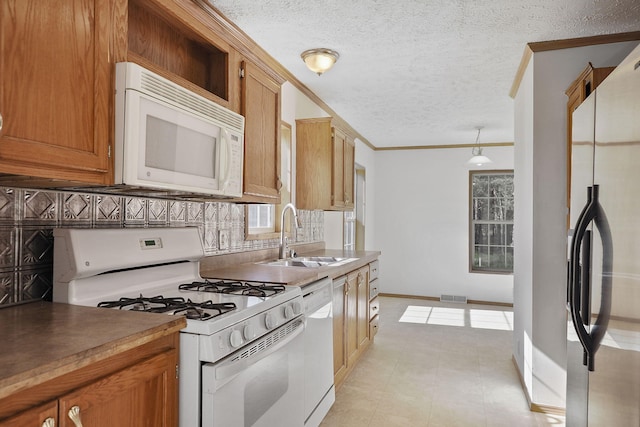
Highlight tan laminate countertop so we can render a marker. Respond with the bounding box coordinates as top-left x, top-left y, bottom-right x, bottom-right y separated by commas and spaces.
0, 301, 186, 400
200, 249, 381, 287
